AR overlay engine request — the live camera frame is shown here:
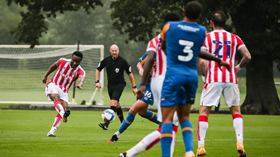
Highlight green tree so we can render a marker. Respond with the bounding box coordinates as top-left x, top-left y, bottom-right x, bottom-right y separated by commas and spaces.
110, 0, 280, 114
6, 0, 103, 48
37, 0, 146, 71
0, 0, 22, 44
